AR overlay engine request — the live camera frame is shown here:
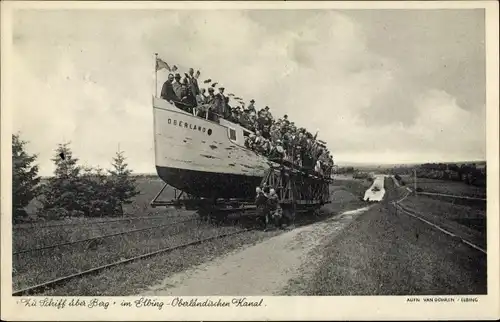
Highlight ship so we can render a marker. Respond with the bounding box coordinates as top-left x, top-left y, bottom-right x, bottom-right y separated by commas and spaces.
152, 96, 274, 200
